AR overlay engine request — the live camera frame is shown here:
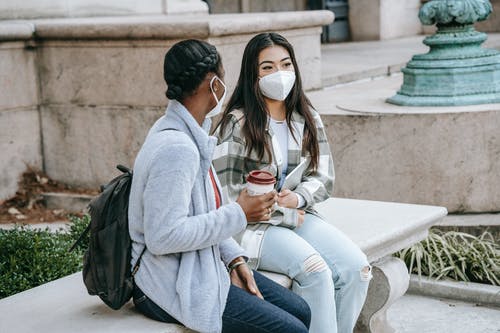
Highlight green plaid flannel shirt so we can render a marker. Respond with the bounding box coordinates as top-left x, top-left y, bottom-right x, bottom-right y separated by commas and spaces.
212, 109, 335, 268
